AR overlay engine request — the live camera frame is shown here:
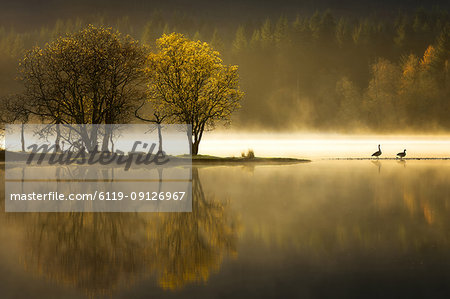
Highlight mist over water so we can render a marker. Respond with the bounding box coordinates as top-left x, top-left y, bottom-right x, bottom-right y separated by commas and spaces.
201, 132, 450, 159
